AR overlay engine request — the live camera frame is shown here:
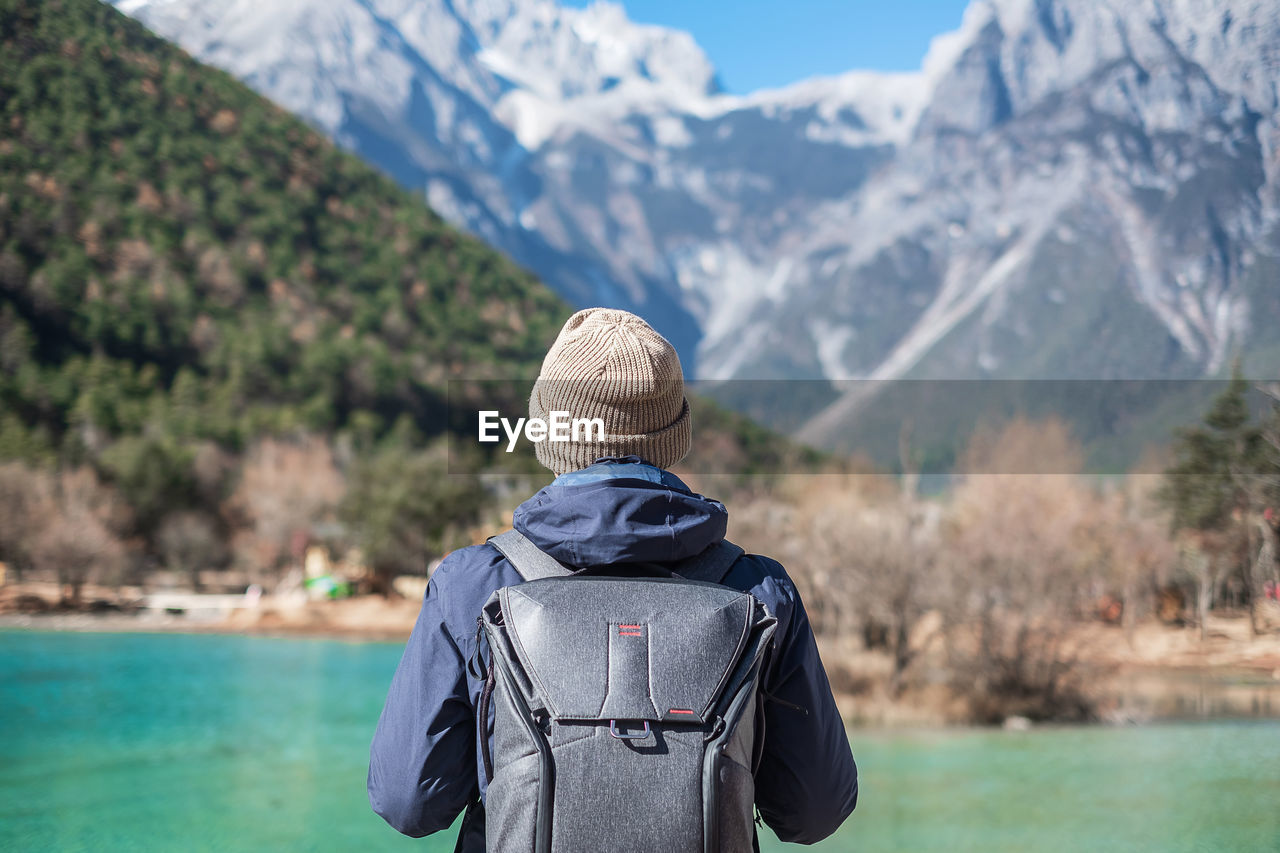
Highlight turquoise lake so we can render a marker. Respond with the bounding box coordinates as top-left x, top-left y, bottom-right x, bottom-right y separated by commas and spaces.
2, 630, 1278, 852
